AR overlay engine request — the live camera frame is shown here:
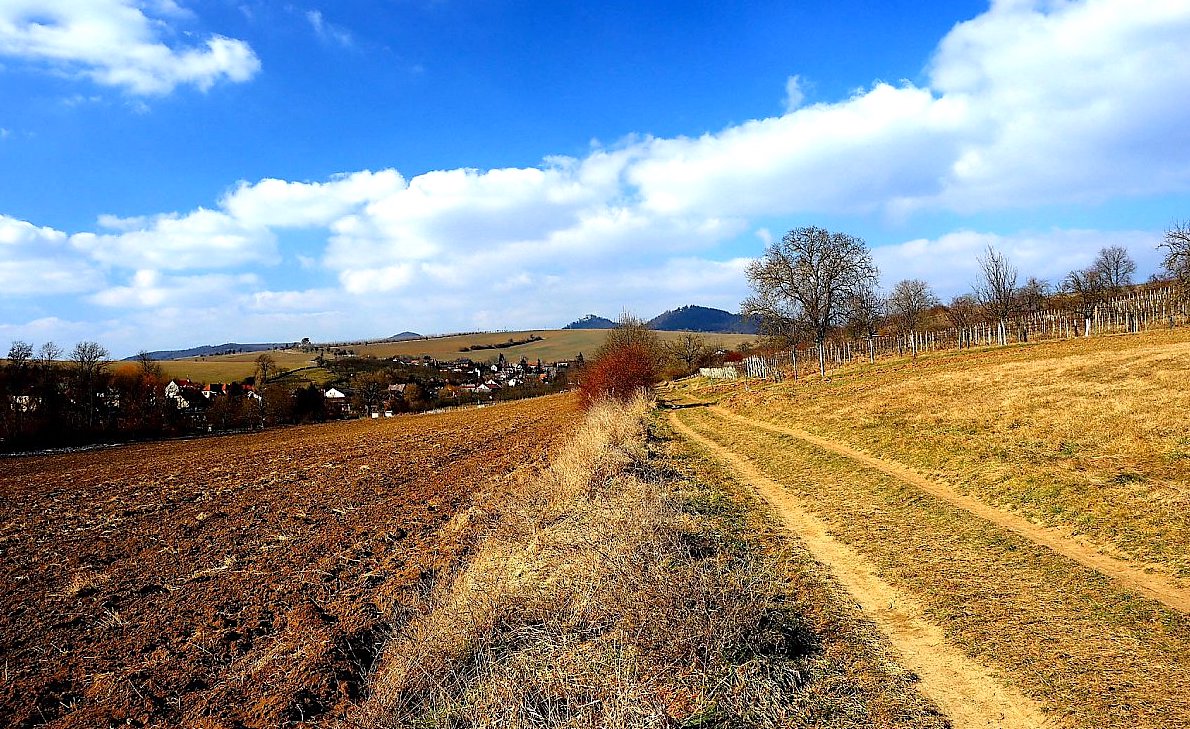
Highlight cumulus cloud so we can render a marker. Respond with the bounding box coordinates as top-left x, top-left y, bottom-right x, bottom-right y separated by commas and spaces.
221, 170, 406, 229
631, 1, 1190, 218
0, 0, 260, 95
89, 269, 261, 308
0, 215, 104, 296
4, 0, 1190, 353
73, 209, 277, 270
